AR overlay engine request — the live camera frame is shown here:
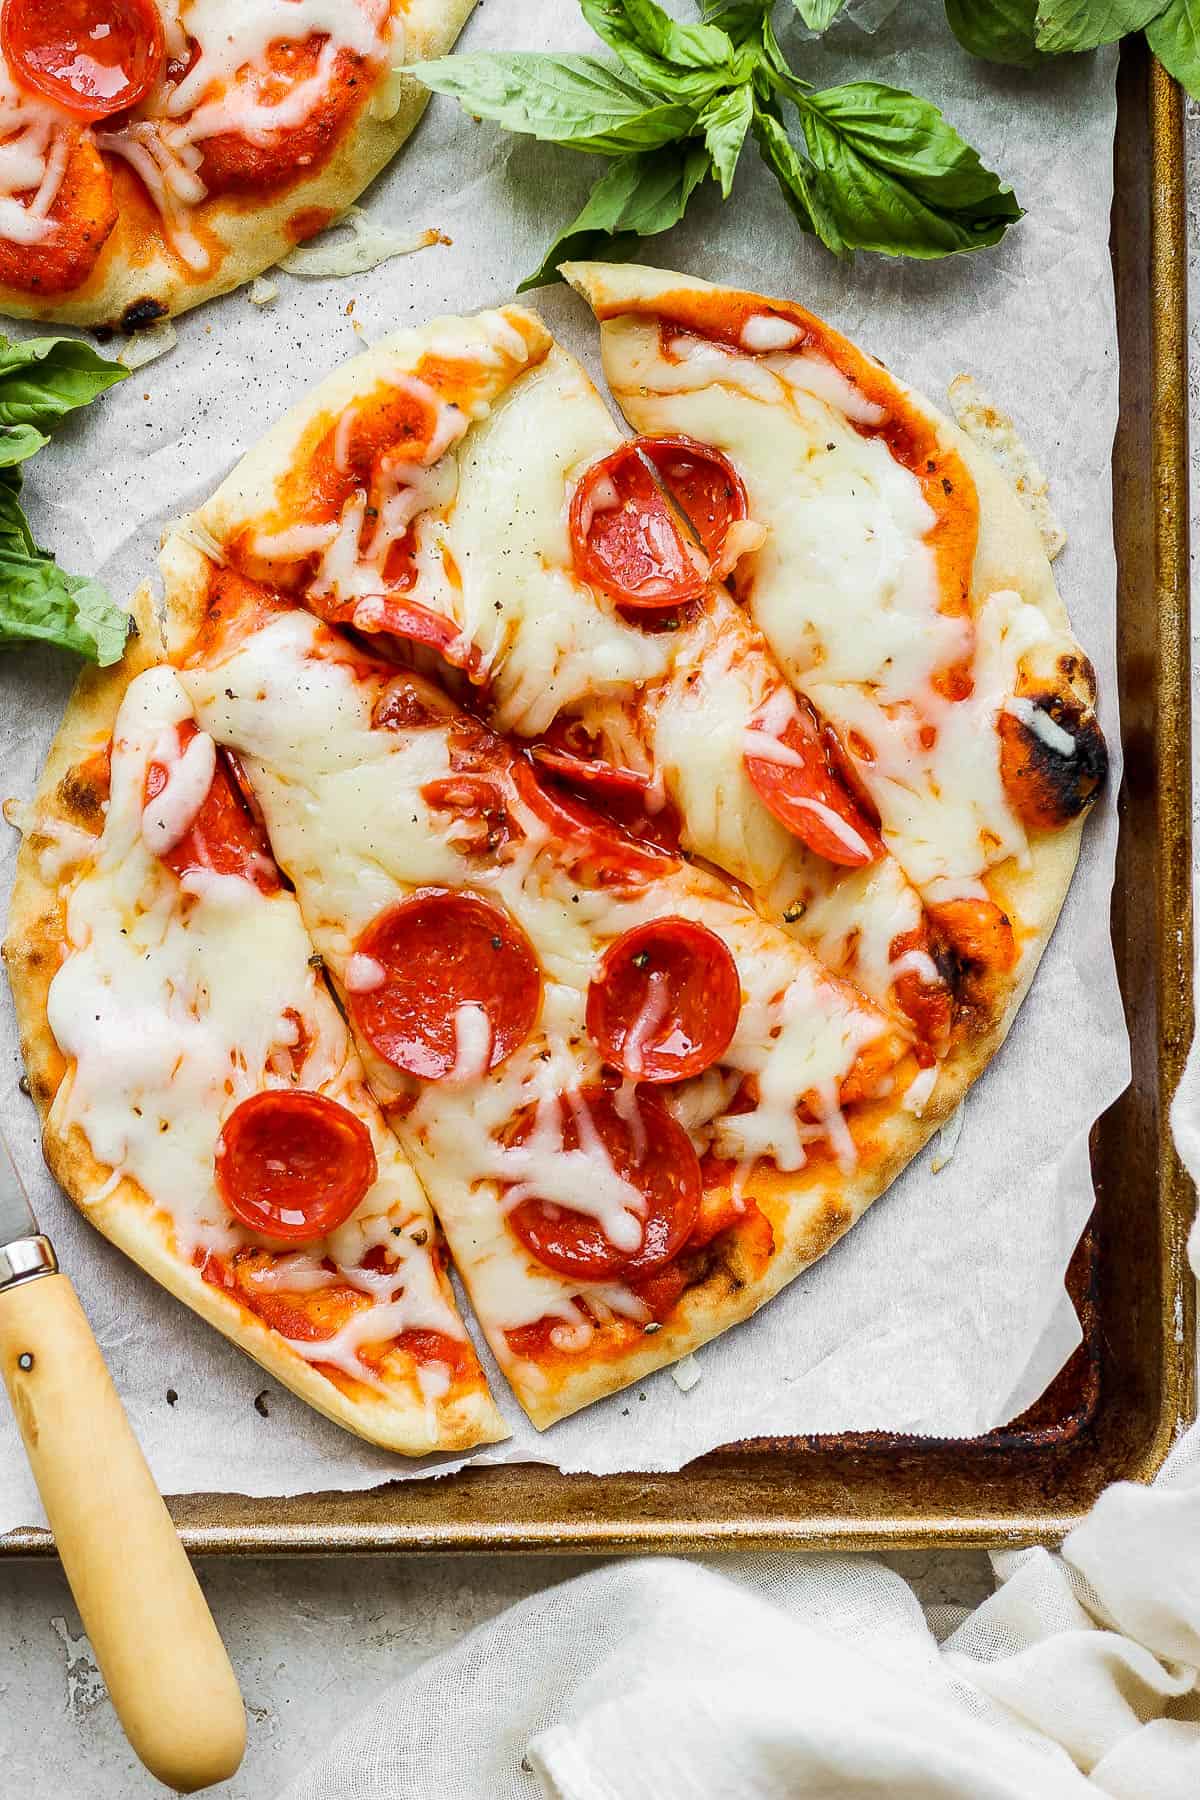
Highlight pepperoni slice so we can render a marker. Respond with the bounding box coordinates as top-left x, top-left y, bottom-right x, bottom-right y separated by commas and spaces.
587, 919, 741, 1084
372, 673, 454, 734
347, 890, 541, 1081
744, 697, 880, 868
215, 1090, 377, 1243
506, 1087, 701, 1281
638, 436, 749, 563
145, 740, 280, 895
349, 595, 484, 683
309, 591, 484, 684
3, 0, 165, 121
569, 443, 707, 611
514, 758, 678, 884
531, 745, 651, 799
